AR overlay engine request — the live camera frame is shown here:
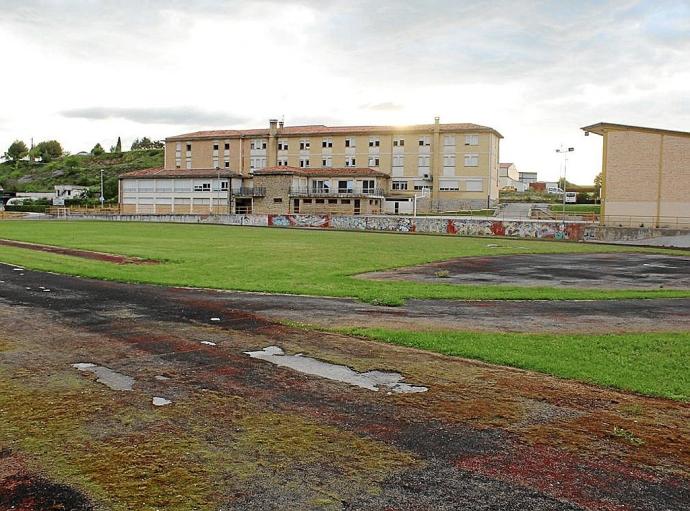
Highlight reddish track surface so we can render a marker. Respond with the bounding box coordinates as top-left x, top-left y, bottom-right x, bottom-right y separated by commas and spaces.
0, 238, 158, 264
